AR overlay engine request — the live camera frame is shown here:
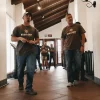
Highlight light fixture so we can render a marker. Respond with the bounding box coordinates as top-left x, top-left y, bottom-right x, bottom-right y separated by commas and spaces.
82, 0, 96, 8
37, 0, 41, 10
37, 5, 41, 10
